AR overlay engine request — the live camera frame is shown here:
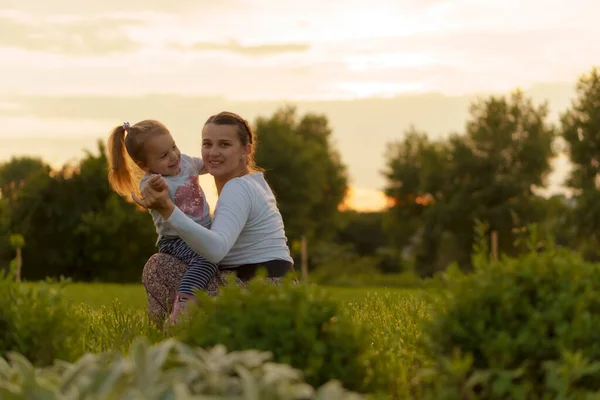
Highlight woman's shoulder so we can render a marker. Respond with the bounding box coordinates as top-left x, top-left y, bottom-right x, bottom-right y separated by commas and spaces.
225, 172, 264, 187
